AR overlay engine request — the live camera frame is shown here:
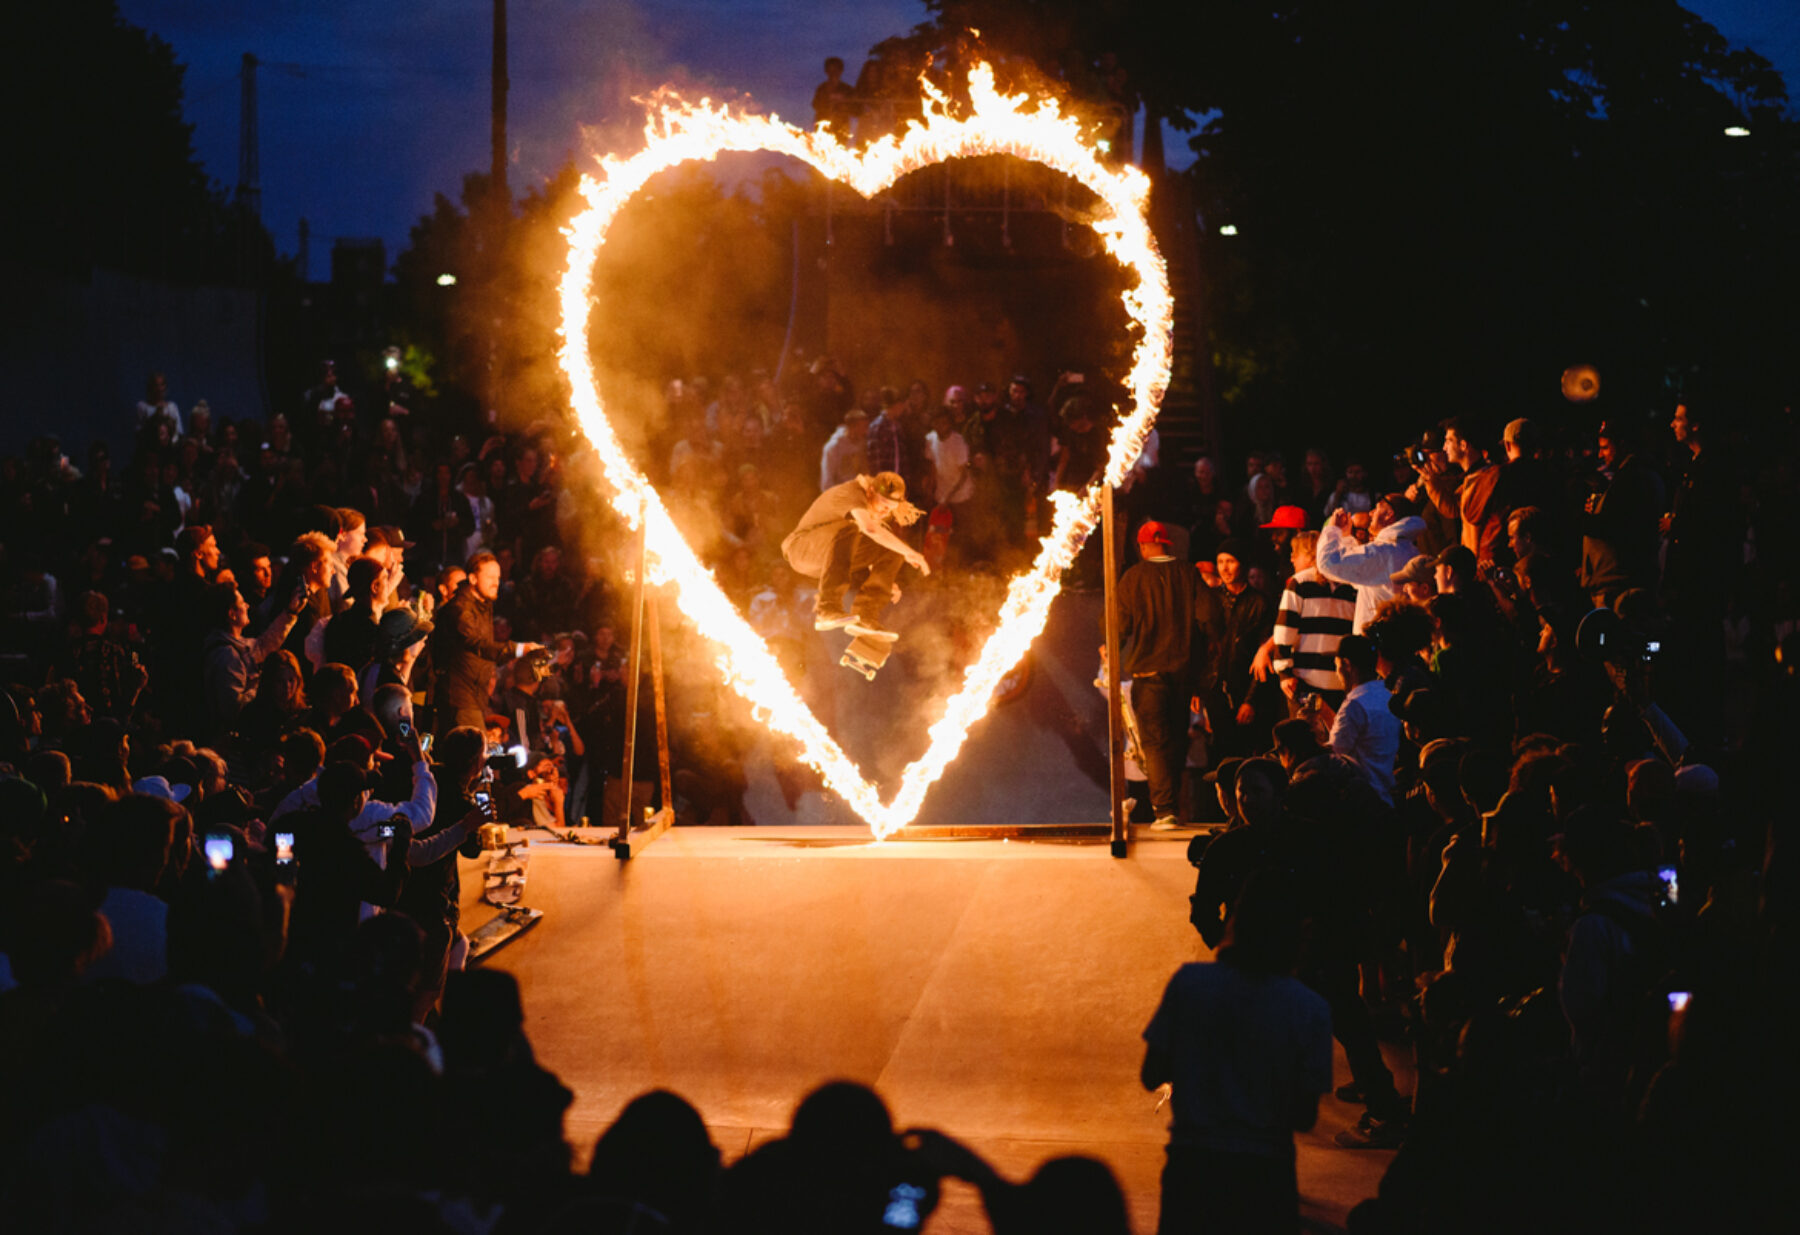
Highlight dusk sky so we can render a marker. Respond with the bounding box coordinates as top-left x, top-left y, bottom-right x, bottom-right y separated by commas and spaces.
119, 0, 1799, 274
